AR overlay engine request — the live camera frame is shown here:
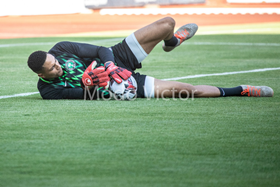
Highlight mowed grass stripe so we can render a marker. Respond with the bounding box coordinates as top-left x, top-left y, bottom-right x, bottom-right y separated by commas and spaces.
1, 34, 280, 187
1, 67, 280, 99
